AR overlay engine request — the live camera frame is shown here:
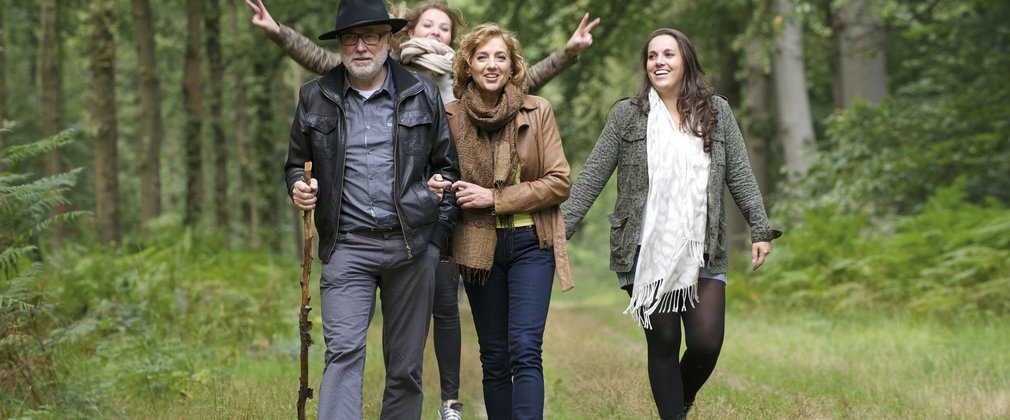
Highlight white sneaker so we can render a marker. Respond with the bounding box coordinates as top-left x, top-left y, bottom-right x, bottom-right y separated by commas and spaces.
438, 402, 463, 420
